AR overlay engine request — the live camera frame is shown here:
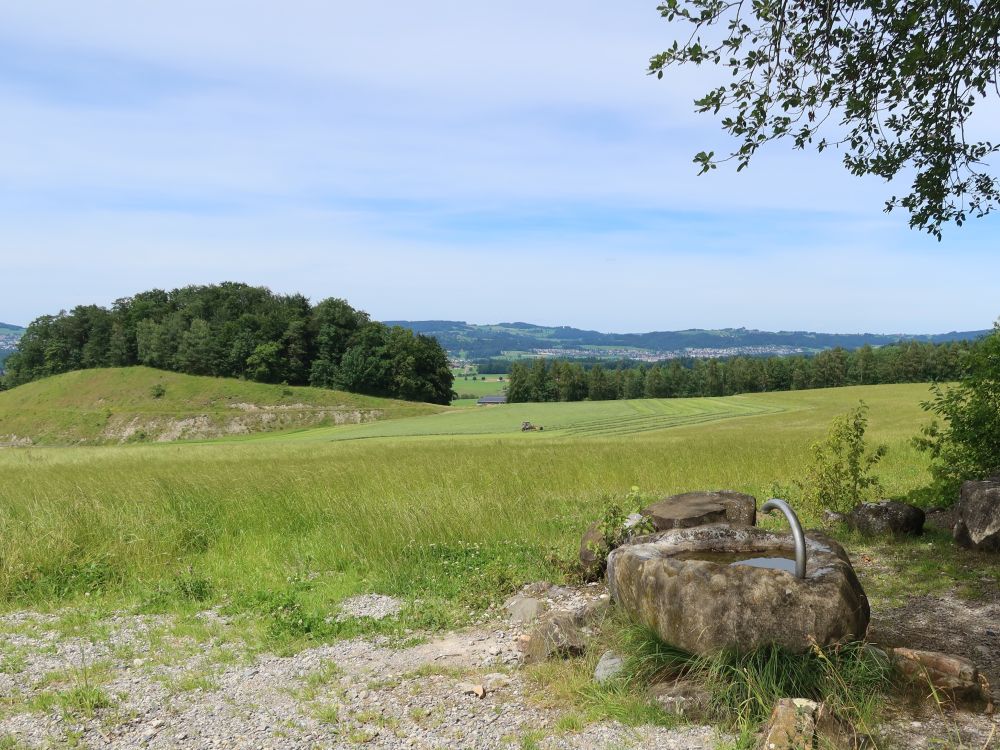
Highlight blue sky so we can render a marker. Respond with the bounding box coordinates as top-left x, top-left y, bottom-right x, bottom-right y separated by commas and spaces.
1, 2, 997, 333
